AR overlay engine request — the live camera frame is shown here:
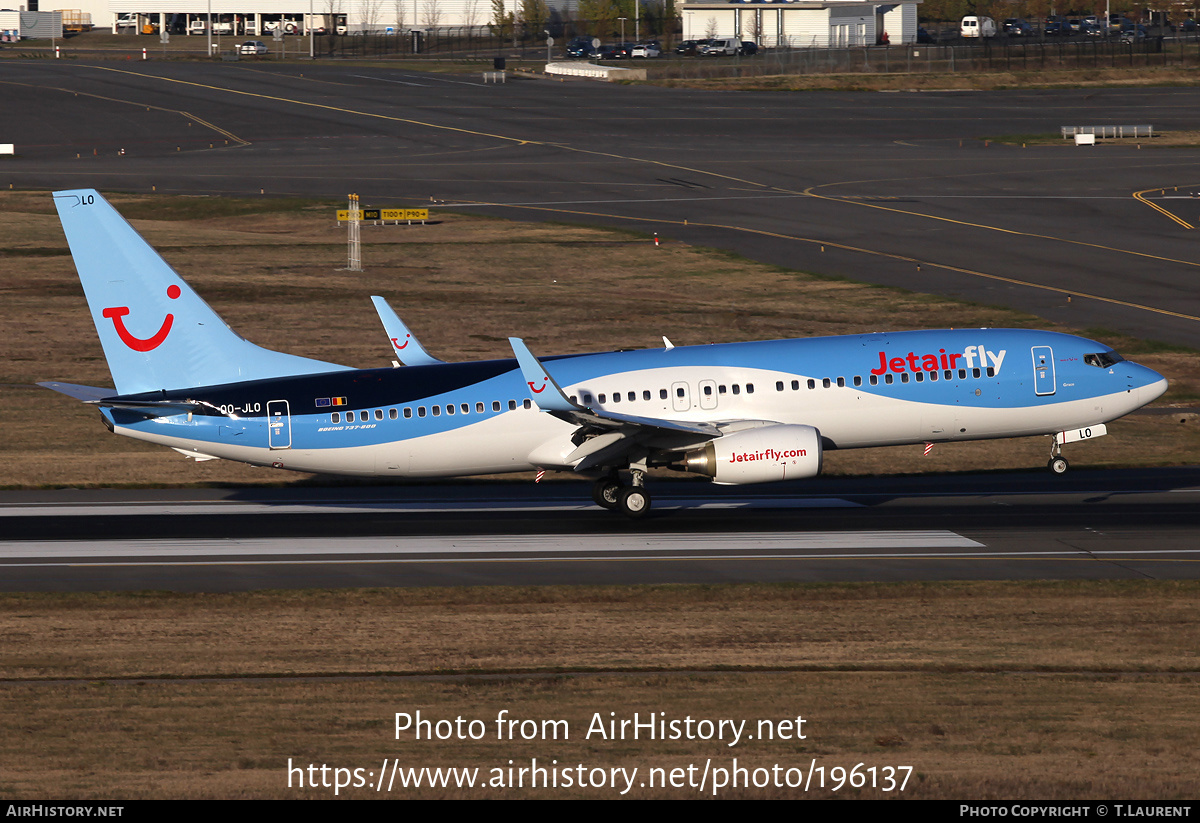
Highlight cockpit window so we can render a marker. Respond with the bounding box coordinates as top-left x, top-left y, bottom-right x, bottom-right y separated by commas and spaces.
1084, 351, 1124, 368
